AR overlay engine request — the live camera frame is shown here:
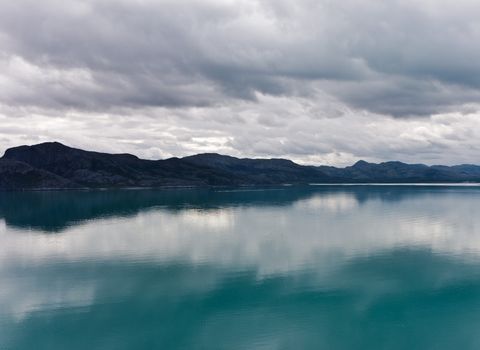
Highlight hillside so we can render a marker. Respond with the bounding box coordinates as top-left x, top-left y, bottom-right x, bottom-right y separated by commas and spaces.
1, 142, 480, 190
